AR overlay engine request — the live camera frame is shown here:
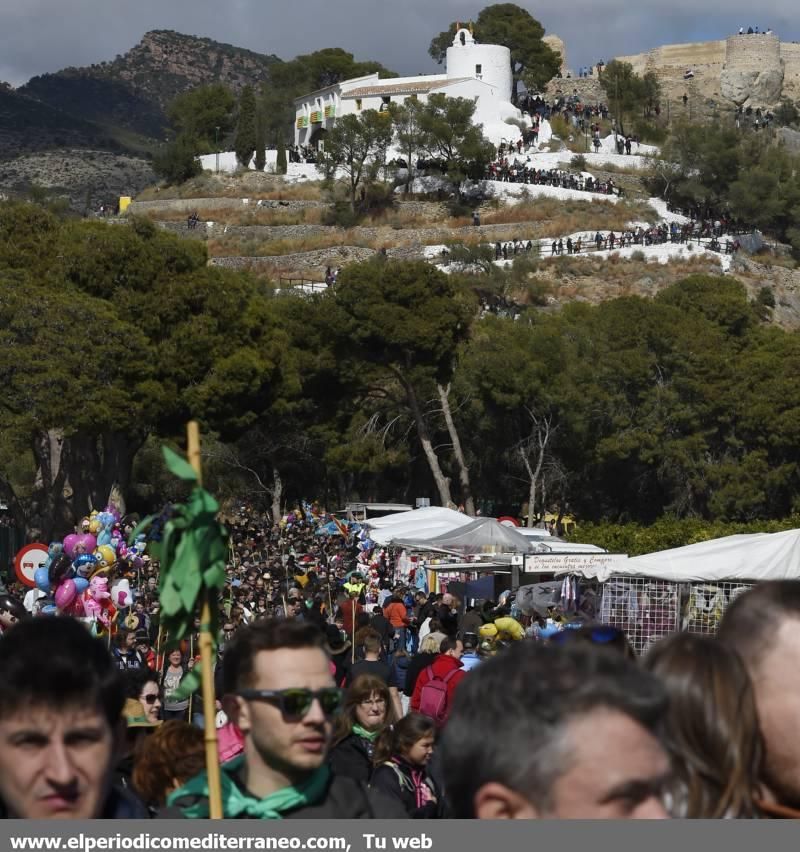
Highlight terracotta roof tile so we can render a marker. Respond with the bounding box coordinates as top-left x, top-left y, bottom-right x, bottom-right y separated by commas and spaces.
342, 78, 470, 98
